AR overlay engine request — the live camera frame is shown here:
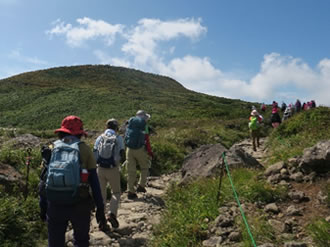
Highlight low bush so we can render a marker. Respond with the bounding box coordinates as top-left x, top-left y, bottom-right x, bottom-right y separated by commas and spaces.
0, 195, 47, 247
